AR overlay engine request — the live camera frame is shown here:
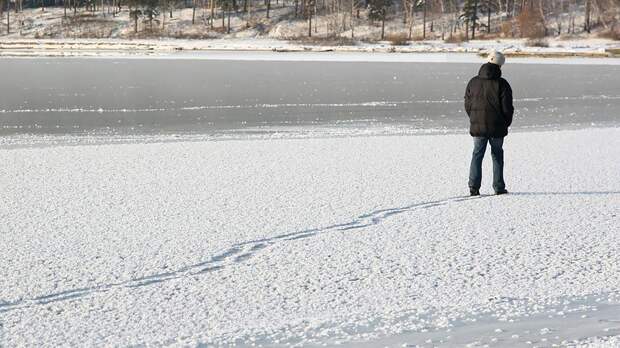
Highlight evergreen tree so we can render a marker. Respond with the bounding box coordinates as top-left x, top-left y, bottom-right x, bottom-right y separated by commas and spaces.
461, 0, 478, 39
479, 0, 496, 33
368, 0, 392, 39
127, 0, 160, 32
142, 0, 160, 30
